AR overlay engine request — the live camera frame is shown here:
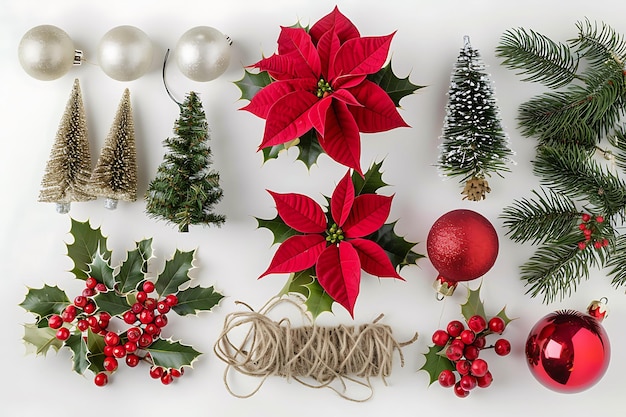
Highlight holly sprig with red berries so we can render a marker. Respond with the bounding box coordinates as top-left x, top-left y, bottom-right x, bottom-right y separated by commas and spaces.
19, 218, 224, 386
420, 285, 514, 398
